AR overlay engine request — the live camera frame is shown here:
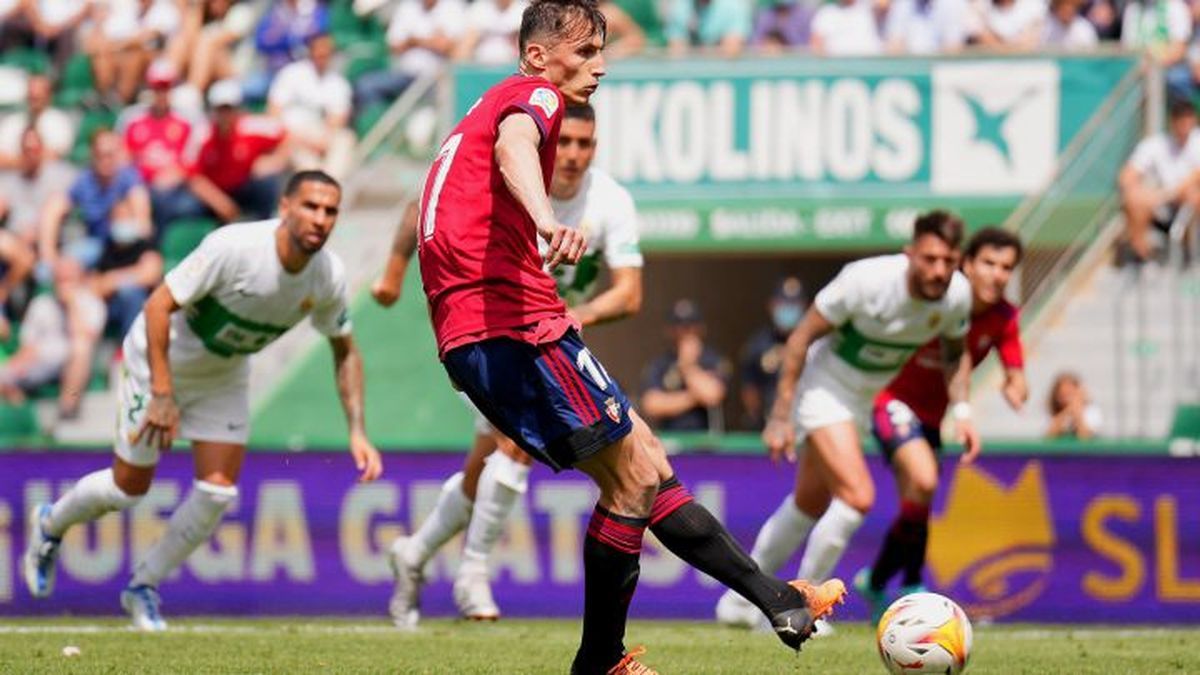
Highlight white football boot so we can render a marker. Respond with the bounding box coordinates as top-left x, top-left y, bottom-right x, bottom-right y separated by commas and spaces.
121, 585, 168, 632
715, 589, 768, 630
453, 561, 500, 621
388, 536, 424, 630
22, 503, 61, 599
